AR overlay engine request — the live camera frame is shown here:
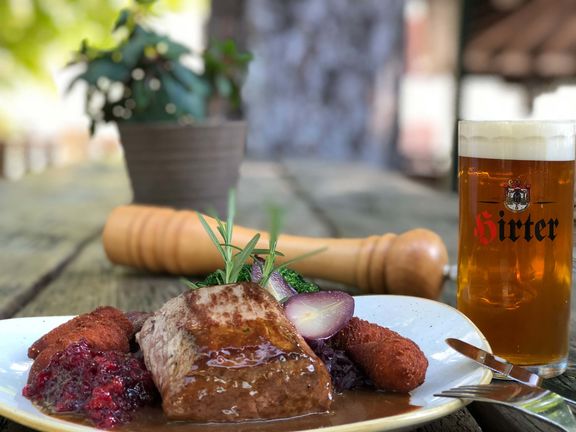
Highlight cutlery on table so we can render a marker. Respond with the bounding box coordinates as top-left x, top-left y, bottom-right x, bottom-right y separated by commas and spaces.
434, 337, 576, 431
435, 382, 576, 432
445, 337, 576, 408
